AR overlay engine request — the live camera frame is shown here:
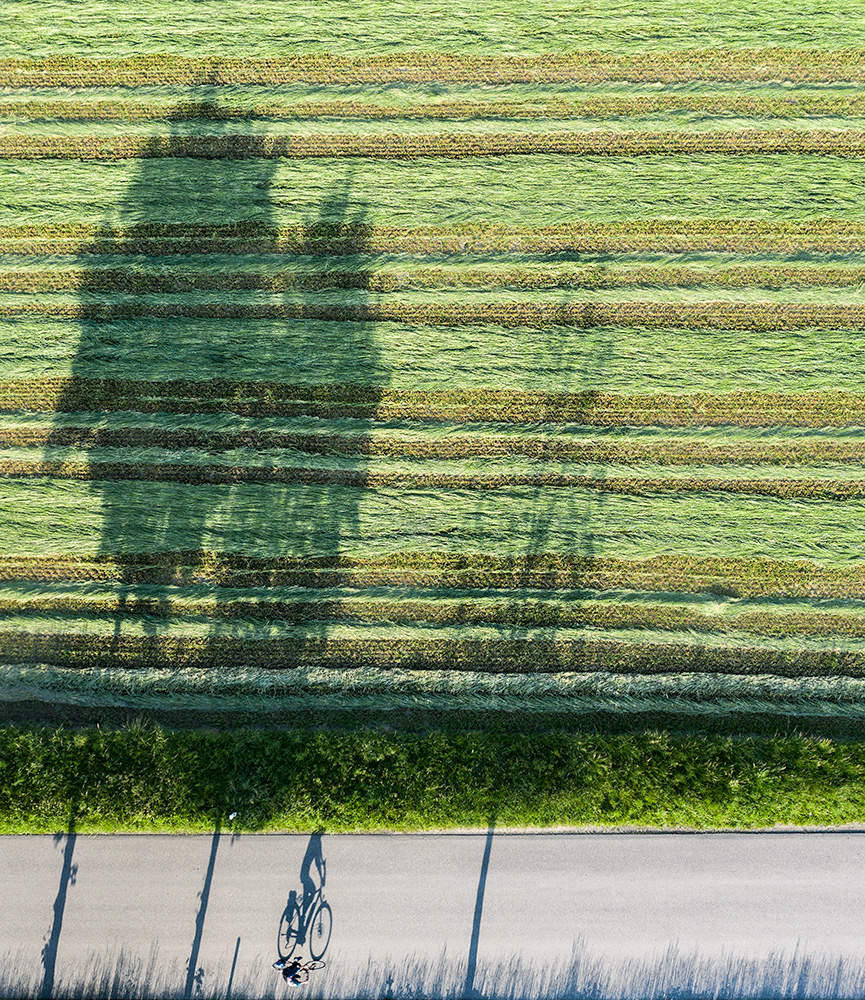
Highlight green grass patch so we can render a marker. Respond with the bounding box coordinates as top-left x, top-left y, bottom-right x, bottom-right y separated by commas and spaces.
2, 723, 864, 832
4, 156, 864, 230
6, 321, 865, 395
2, 479, 864, 565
